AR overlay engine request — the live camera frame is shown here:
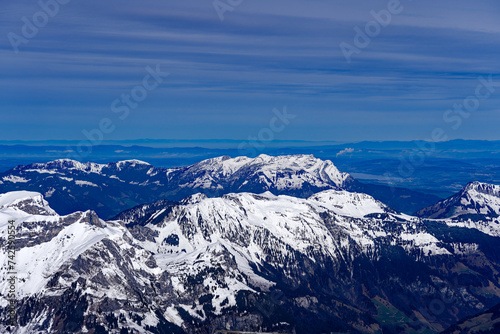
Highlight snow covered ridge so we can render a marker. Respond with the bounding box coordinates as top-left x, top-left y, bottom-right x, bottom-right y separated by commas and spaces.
177, 154, 351, 190
0, 191, 162, 332
1, 189, 500, 333
464, 181, 500, 197
1, 154, 451, 218
9, 154, 350, 190
0, 190, 56, 216
308, 190, 394, 218
0, 154, 358, 219
137, 190, 455, 264
417, 181, 500, 219
14, 158, 151, 174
